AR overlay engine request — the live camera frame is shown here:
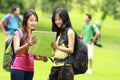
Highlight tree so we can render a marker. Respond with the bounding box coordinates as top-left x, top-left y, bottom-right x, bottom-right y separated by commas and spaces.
40, 0, 73, 13
76, 0, 98, 13
0, 0, 25, 14
0, 0, 38, 14
101, 0, 120, 20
